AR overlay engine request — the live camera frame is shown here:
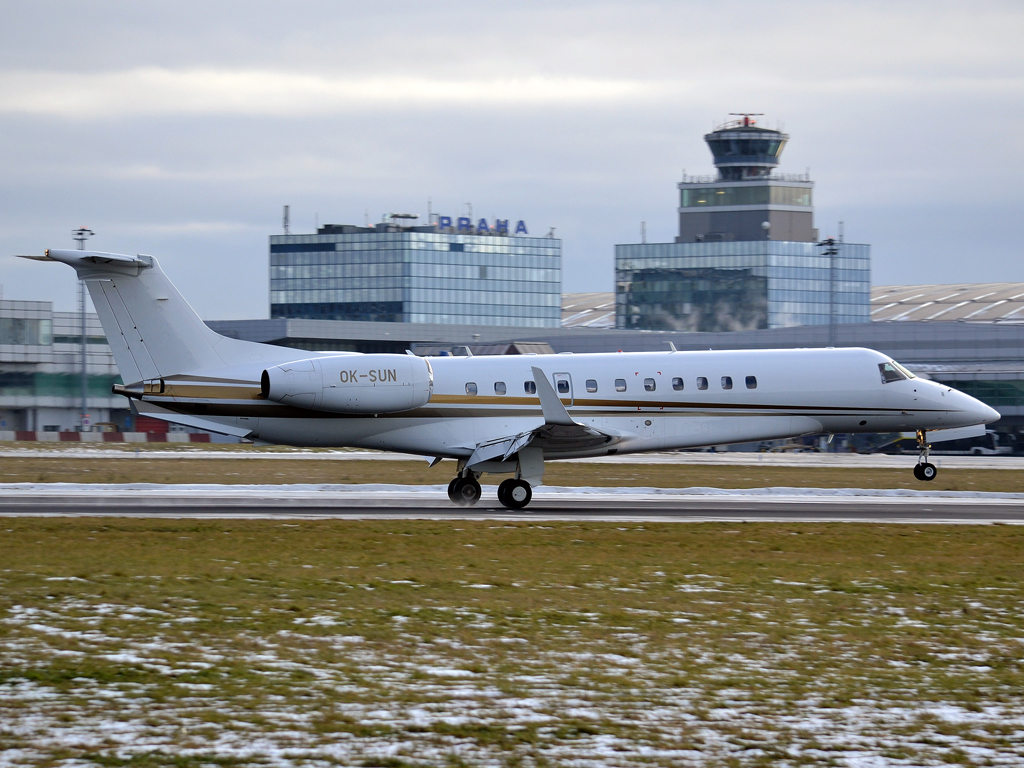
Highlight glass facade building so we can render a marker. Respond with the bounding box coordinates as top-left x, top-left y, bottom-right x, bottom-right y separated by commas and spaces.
269, 230, 561, 328
615, 240, 870, 331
